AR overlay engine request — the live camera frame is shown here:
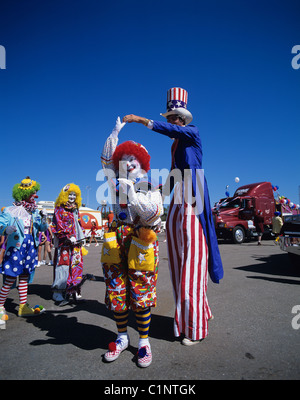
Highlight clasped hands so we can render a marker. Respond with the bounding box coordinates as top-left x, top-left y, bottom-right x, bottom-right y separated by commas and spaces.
122, 114, 144, 124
